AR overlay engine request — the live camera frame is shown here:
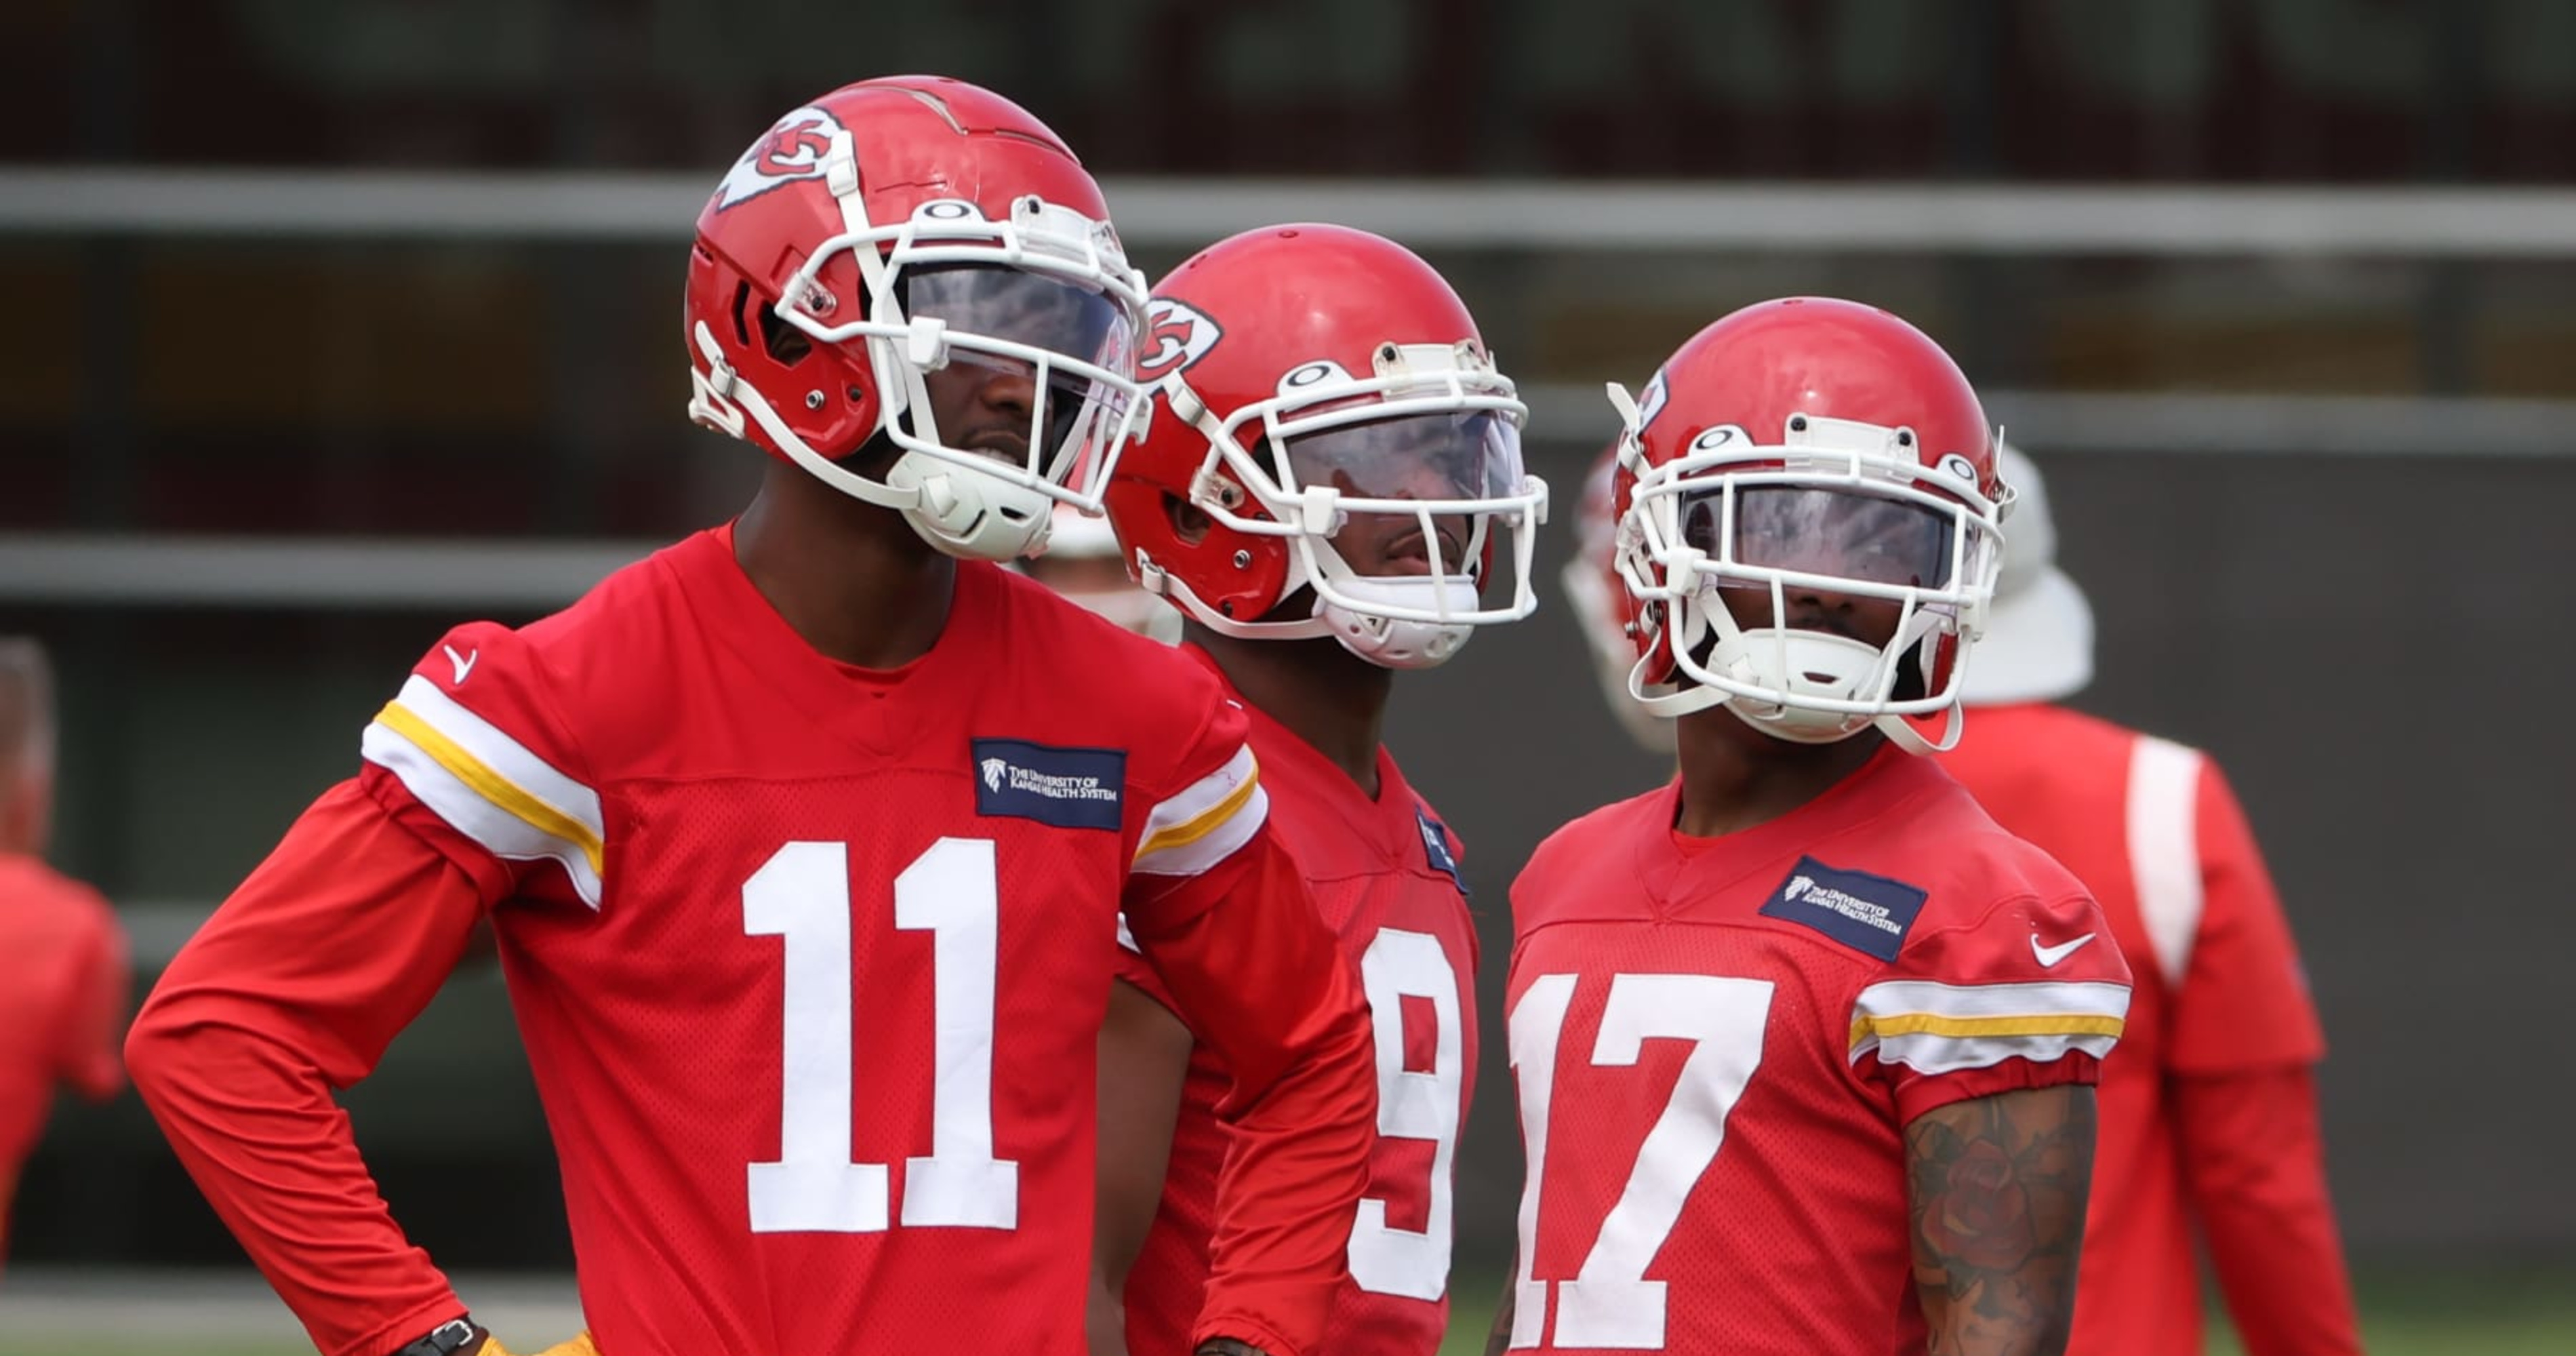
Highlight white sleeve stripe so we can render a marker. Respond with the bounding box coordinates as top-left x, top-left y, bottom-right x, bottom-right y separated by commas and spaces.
2127, 734, 2205, 989
1114, 913, 1139, 953
1853, 979, 2134, 1022
385, 676, 604, 840
1853, 1029, 2122, 1077
1131, 783, 1268, 877
361, 719, 604, 909
1139, 744, 1258, 847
